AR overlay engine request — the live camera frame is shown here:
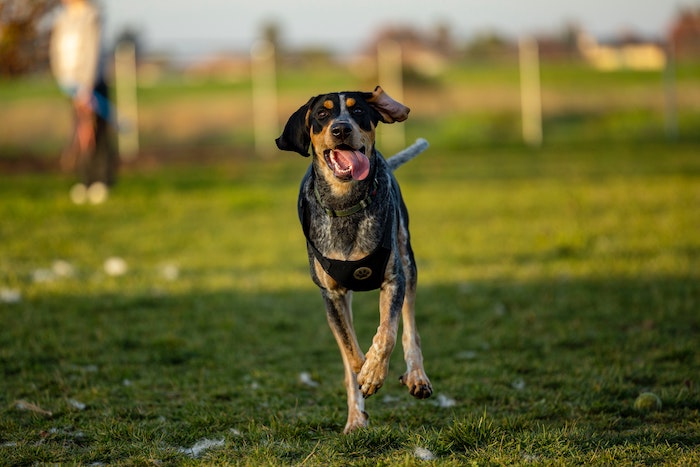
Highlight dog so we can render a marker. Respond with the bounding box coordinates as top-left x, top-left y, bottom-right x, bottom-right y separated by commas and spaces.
276, 86, 432, 433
